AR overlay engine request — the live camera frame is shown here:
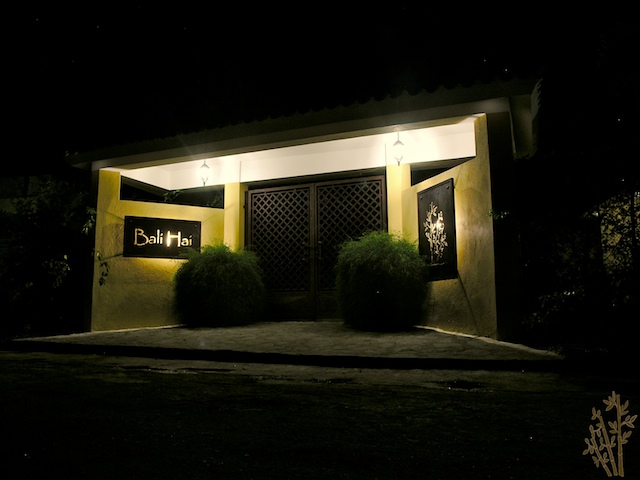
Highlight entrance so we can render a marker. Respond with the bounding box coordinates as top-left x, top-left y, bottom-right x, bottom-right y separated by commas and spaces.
247, 176, 387, 319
